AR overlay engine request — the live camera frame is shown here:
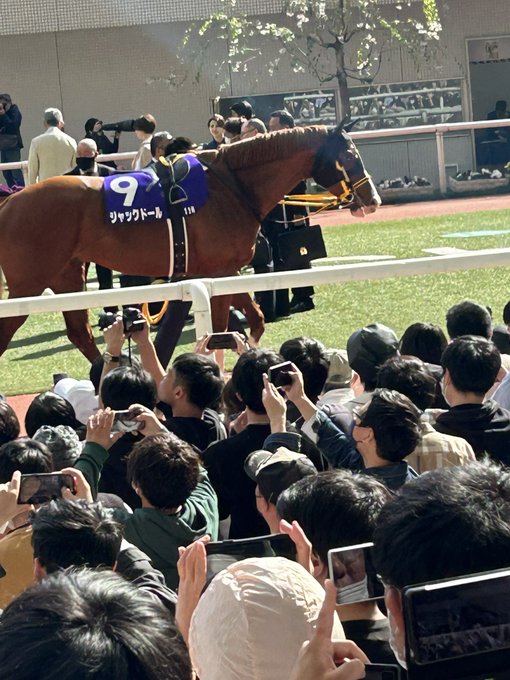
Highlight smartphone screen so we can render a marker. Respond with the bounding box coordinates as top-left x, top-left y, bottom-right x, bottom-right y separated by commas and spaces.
327, 542, 383, 605
206, 333, 237, 351
268, 361, 294, 387
206, 533, 297, 583
405, 570, 510, 668
18, 473, 75, 505
111, 410, 143, 433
